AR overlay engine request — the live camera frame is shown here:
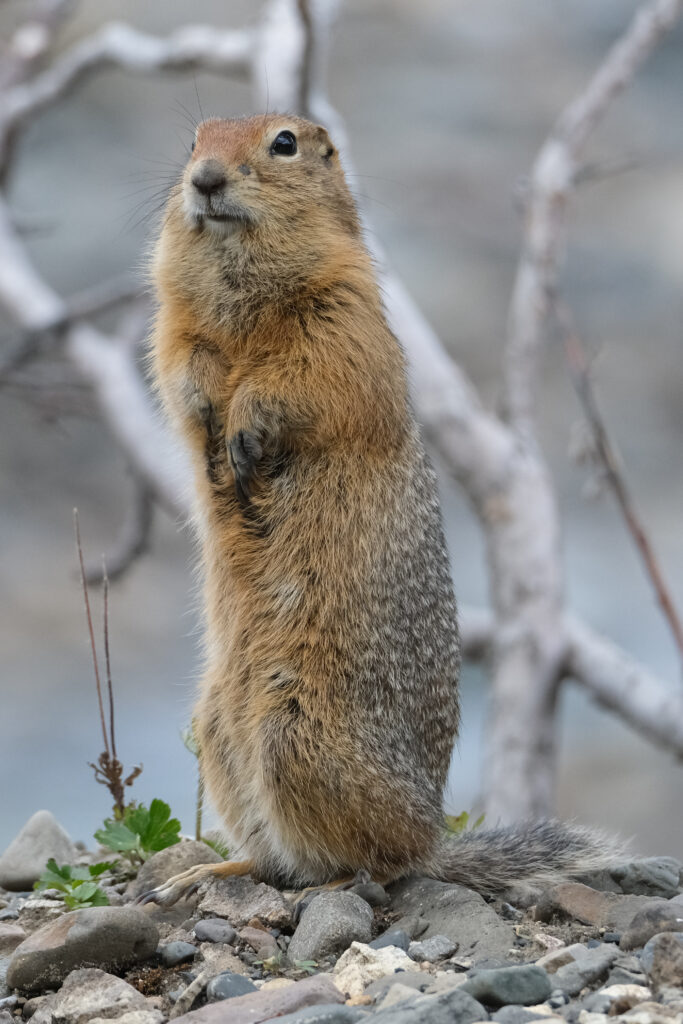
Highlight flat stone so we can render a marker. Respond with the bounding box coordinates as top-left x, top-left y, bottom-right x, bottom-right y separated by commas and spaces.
536, 944, 591, 974
288, 892, 373, 964
533, 883, 654, 933
268, 1007, 366, 1024
0, 925, 25, 956
333, 940, 415, 997
611, 860, 683, 899
193, 918, 237, 945
621, 903, 683, 951
197, 876, 292, 929
238, 926, 278, 958
620, 1002, 683, 1023
30, 968, 147, 1024
363, 970, 432, 1003
126, 840, 223, 900
389, 877, 515, 962
347, 882, 388, 907
0, 812, 77, 892
370, 985, 489, 1024
552, 946, 620, 997
89, 1013, 165, 1024
7, 905, 159, 991
171, 972, 343, 1022
492, 1007, 558, 1024
158, 940, 197, 966
205, 971, 257, 1002
369, 929, 411, 952
641, 932, 683, 988
408, 934, 458, 962
461, 965, 552, 1007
